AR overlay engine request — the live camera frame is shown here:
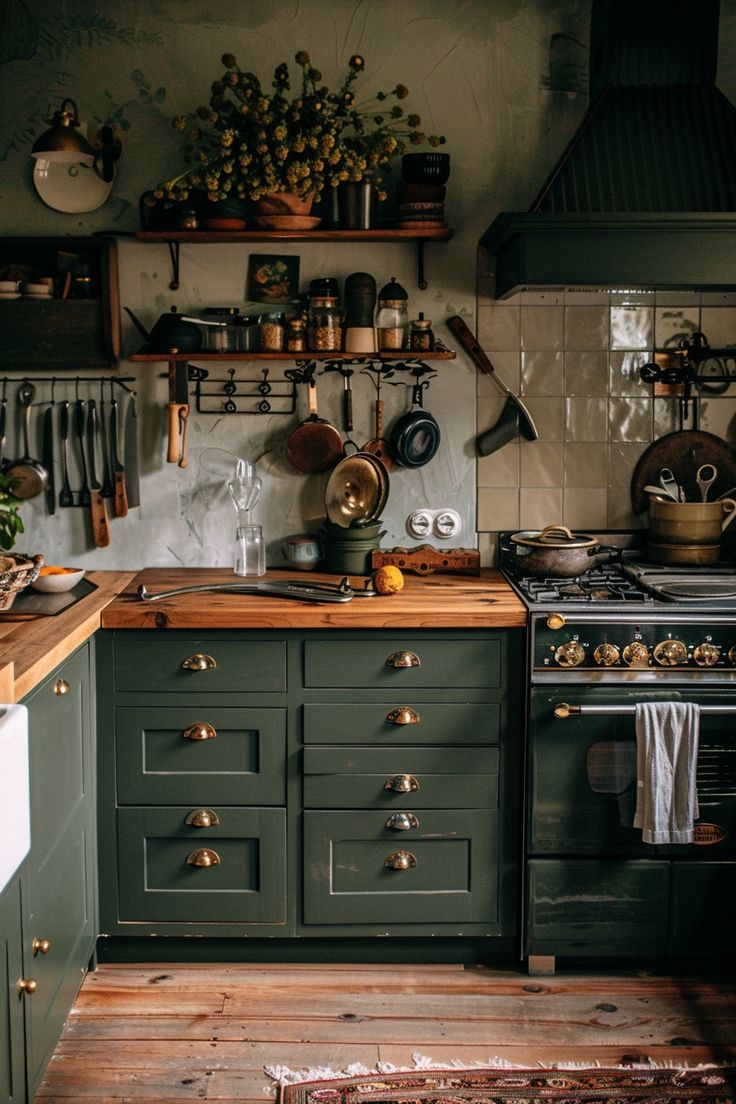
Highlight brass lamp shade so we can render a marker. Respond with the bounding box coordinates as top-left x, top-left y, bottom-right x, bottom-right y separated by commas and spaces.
31, 99, 96, 167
